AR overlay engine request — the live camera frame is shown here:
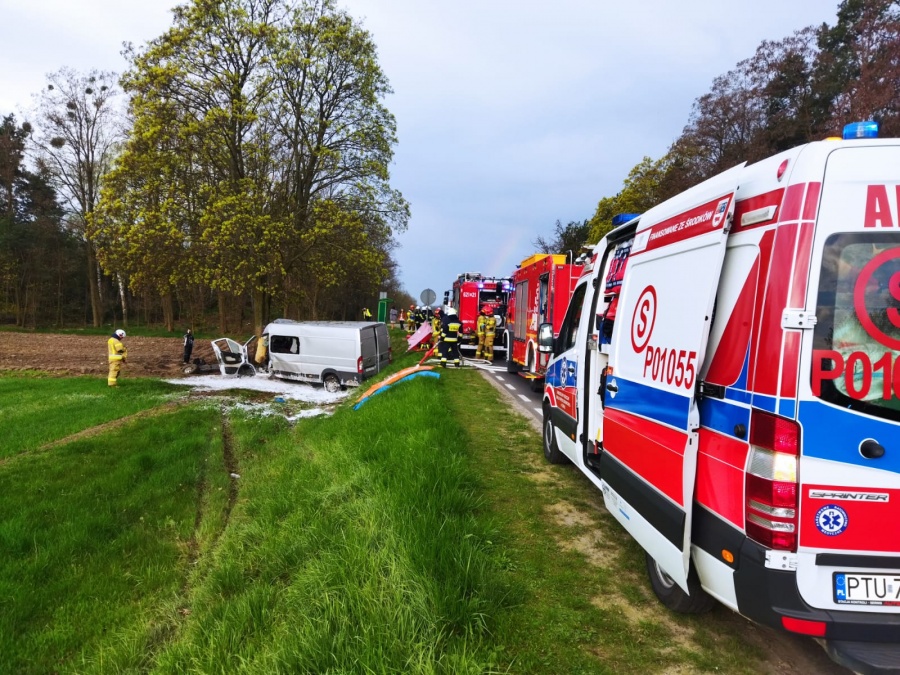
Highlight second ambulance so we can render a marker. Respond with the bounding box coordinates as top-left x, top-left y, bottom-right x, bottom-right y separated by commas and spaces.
540, 121, 900, 674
